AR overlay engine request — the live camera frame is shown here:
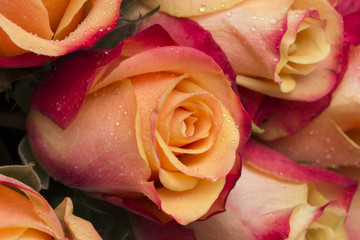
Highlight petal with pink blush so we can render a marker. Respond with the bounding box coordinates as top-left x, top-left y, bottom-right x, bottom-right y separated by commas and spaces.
334, 167, 360, 240
28, 80, 154, 197
267, 114, 360, 167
